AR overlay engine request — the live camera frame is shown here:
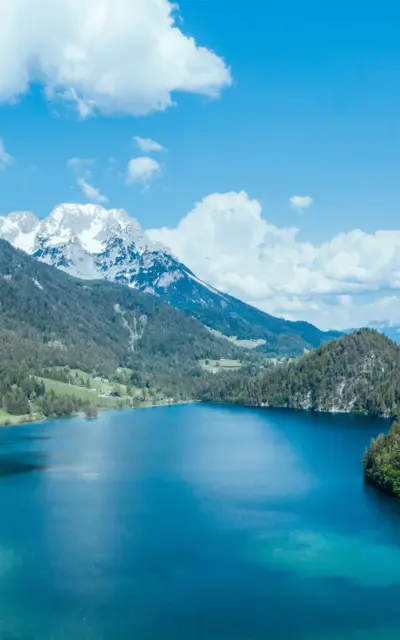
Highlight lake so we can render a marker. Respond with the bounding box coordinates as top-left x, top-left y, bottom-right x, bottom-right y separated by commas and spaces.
0, 403, 399, 639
